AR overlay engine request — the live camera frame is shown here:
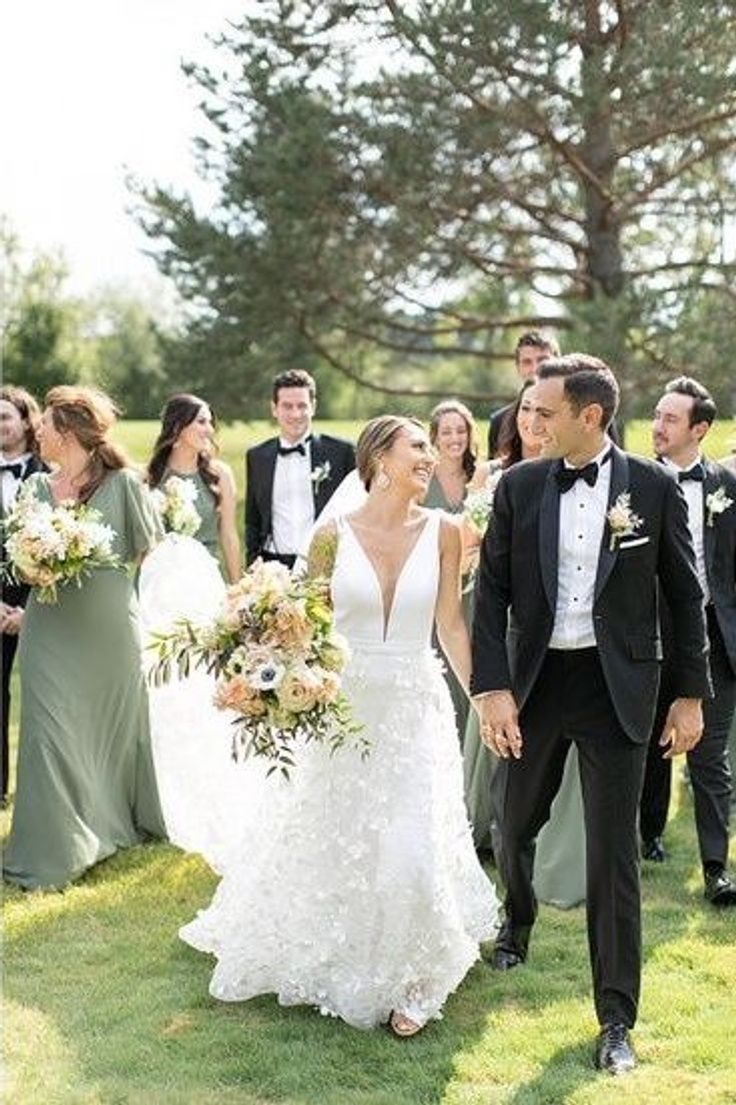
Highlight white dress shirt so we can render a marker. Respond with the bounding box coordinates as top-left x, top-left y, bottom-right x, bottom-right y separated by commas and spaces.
0, 452, 31, 514
268, 436, 315, 556
549, 441, 613, 650
662, 456, 709, 604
